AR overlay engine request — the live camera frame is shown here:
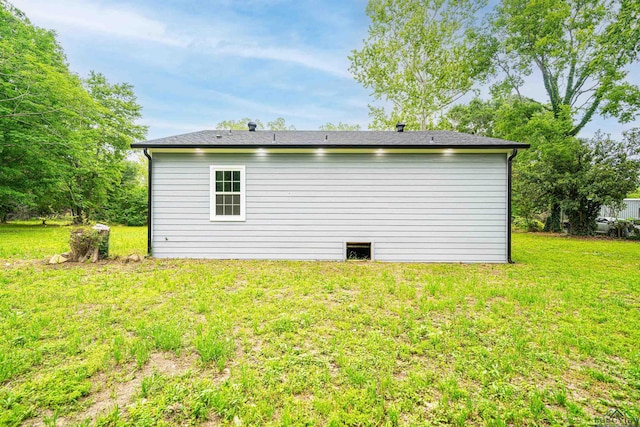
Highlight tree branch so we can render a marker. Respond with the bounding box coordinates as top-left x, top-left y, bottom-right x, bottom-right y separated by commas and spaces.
570, 94, 602, 136
0, 107, 67, 118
